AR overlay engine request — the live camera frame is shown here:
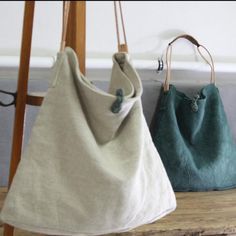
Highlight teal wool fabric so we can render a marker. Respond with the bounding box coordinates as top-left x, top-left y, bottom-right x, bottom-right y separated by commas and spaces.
150, 84, 236, 191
